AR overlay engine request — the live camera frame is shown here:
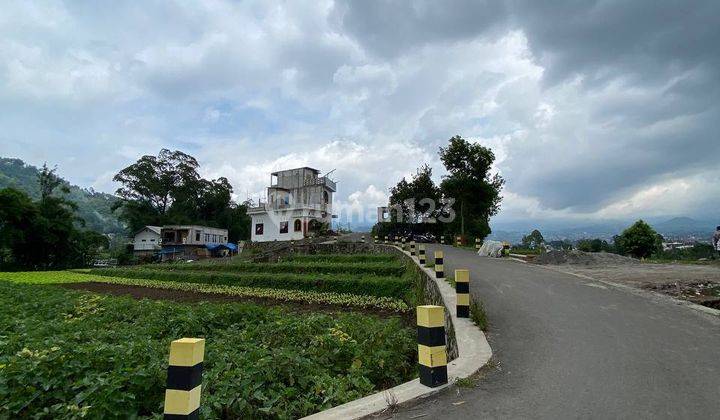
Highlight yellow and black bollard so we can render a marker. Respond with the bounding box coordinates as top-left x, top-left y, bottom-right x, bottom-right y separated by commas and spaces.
455, 269, 470, 318
475, 238, 481, 250
410, 241, 416, 256
374, 235, 378, 244
419, 244, 426, 265
456, 236, 461, 247
440, 236, 445, 245
401, 237, 406, 251
164, 338, 205, 420
417, 305, 448, 387
361, 235, 365, 243
434, 251, 444, 279
385, 236, 389, 244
